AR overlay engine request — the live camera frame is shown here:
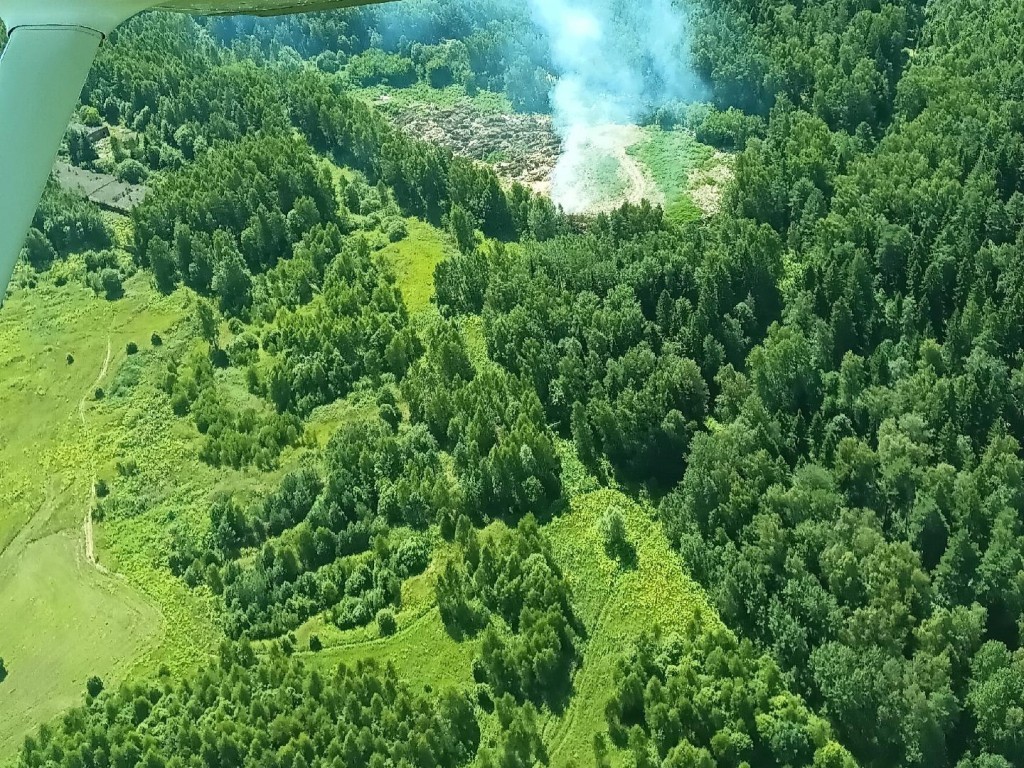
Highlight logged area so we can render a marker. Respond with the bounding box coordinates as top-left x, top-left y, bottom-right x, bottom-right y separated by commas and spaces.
2, 1, 1024, 768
